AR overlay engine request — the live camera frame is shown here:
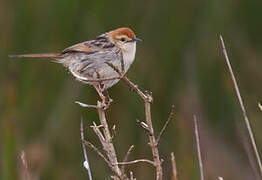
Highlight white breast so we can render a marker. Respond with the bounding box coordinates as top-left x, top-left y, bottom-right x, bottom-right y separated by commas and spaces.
122, 42, 136, 72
